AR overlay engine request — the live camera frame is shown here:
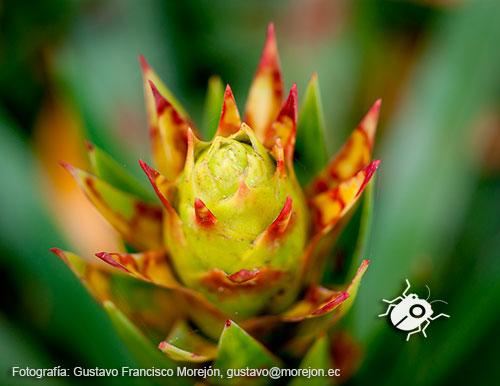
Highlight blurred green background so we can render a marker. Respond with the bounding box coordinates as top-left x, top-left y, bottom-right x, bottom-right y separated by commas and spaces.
1, 0, 499, 385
